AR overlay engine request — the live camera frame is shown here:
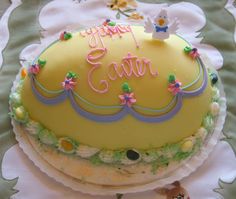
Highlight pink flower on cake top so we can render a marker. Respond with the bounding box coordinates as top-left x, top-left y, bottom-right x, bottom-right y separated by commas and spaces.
28, 59, 46, 75
29, 64, 40, 75
62, 72, 78, 90
119, 92, 136, 107
168, 74, 182, 96
119, 82, 136, 107
144, 9, 179, 40
184, 46, 200, 59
